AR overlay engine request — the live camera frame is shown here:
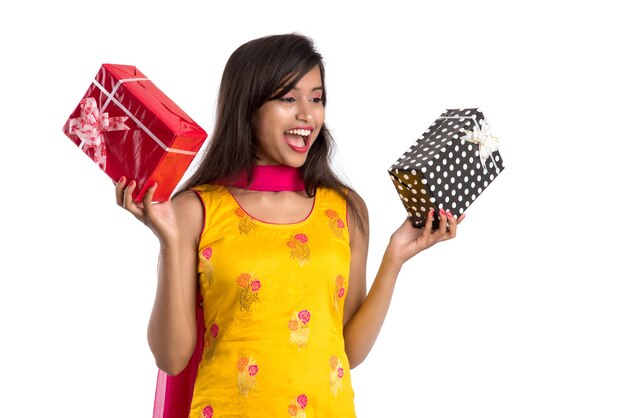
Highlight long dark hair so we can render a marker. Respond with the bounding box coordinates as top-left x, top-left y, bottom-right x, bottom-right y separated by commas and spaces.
176, 33, 366, 233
